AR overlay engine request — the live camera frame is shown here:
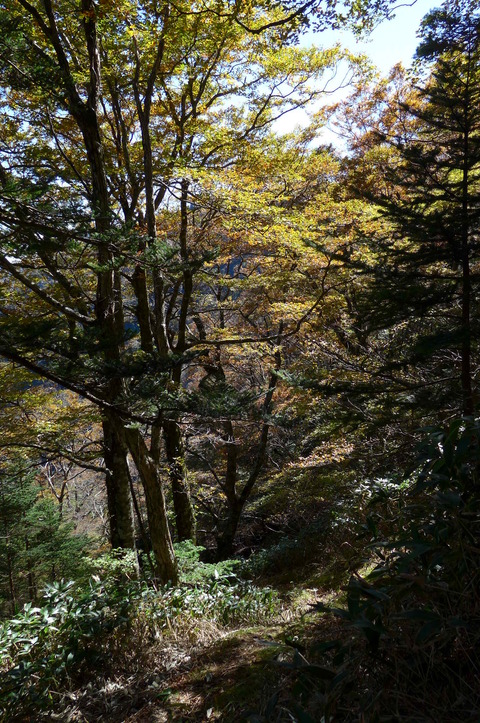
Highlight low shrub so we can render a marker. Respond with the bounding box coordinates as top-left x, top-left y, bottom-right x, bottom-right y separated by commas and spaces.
246, 518, 330, 575
0, 546, 279, 721
264, 419, 480, 721
0, 578, 134, 720
174, 539, 242, 585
